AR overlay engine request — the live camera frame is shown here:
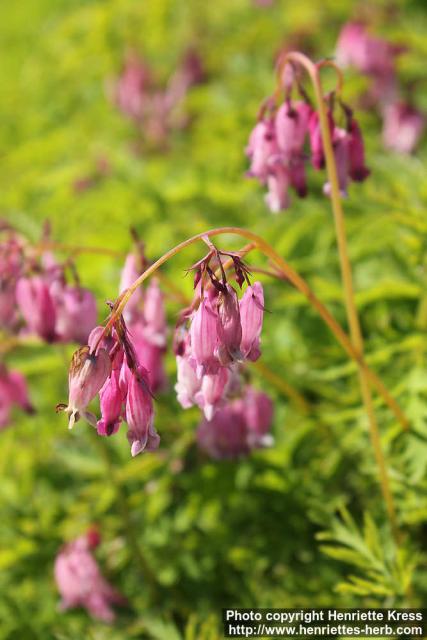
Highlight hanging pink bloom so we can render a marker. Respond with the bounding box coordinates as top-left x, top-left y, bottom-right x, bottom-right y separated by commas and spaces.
246, 117, 278, 182
216, 284, 243, 365
142, 278, 167, 347
59, 346, 111, 429
16, 275, 57, 342
190, 295, 220, 377
197, 387, 274, 459
119, 253, 143, 321
114, 54, 151, 121
347, 118, 370, 181
129, 322, 167, 392
54, 531, 125, 622
0, 367, 34, 429
52, 285, 98, 344
195, 367, 230, 420
96, 370, 124, 436
382, 102, 426, 155
265, 161, 291, 212
335, 22, 401, 78
197, 403, 249, 460
125, 366, 158, 456
175, 353, 201, 409
308, 110, 335, 171
242, 387, 274, 447
240, 282, 264, 362
289, 157, 308, 198
323, 128, 350, 198
275, 101, 311, 159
